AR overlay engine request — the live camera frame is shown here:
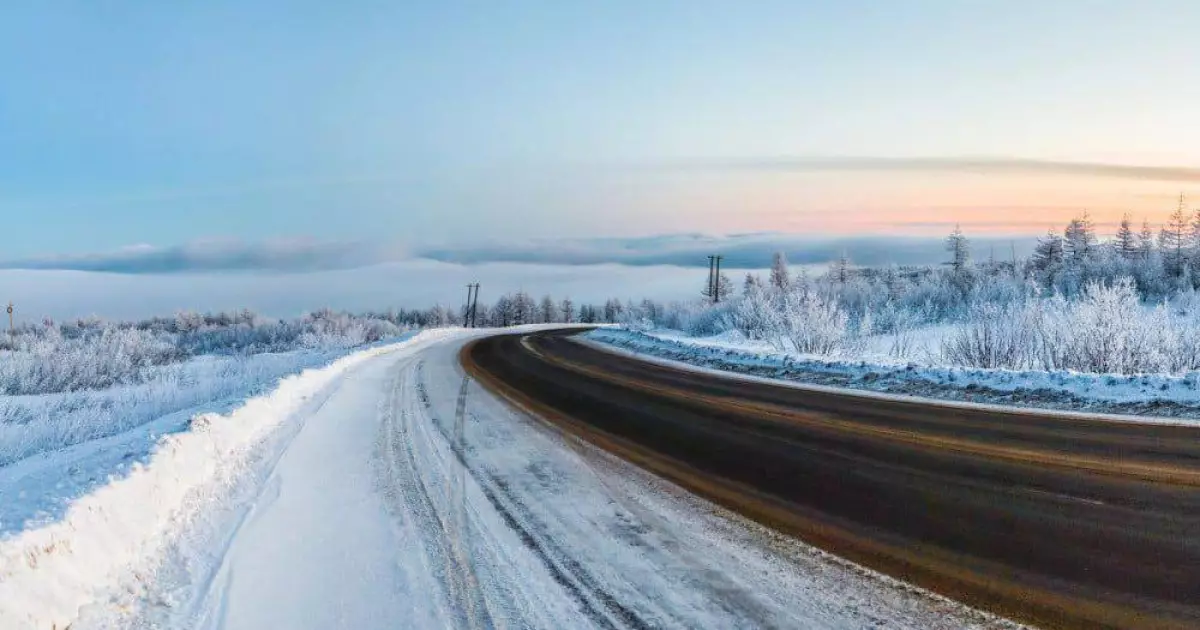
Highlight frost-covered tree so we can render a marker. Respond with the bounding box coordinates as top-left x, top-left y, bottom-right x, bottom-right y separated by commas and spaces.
427, 304, 456, 327
793, 268, 811, 298
945, 225, 970, 272
540, 295, 556, 324
769, 252, 790, 291
1115, 213, 1138, 260
491, 295, 513, 326
1138, 219, 1156, 260
560, 297, 575, 323
603, 298, 623, 323
1031, 228, 1064, 274
743, 273, 763, 295
1063, 212, 1095, 263
831, 252, 851, 285
715, 272, 733, 302
640, 298, 659, 322
513, 291, 537, 325
1161, 198, 1189, 277
732, 281, 780, 341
